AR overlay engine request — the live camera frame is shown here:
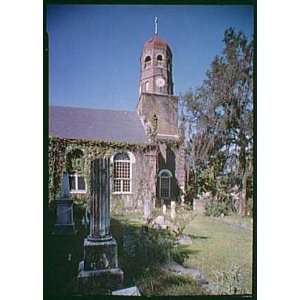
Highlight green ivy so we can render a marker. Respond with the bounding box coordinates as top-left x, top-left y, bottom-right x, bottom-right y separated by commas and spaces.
48, 136, 157, 203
